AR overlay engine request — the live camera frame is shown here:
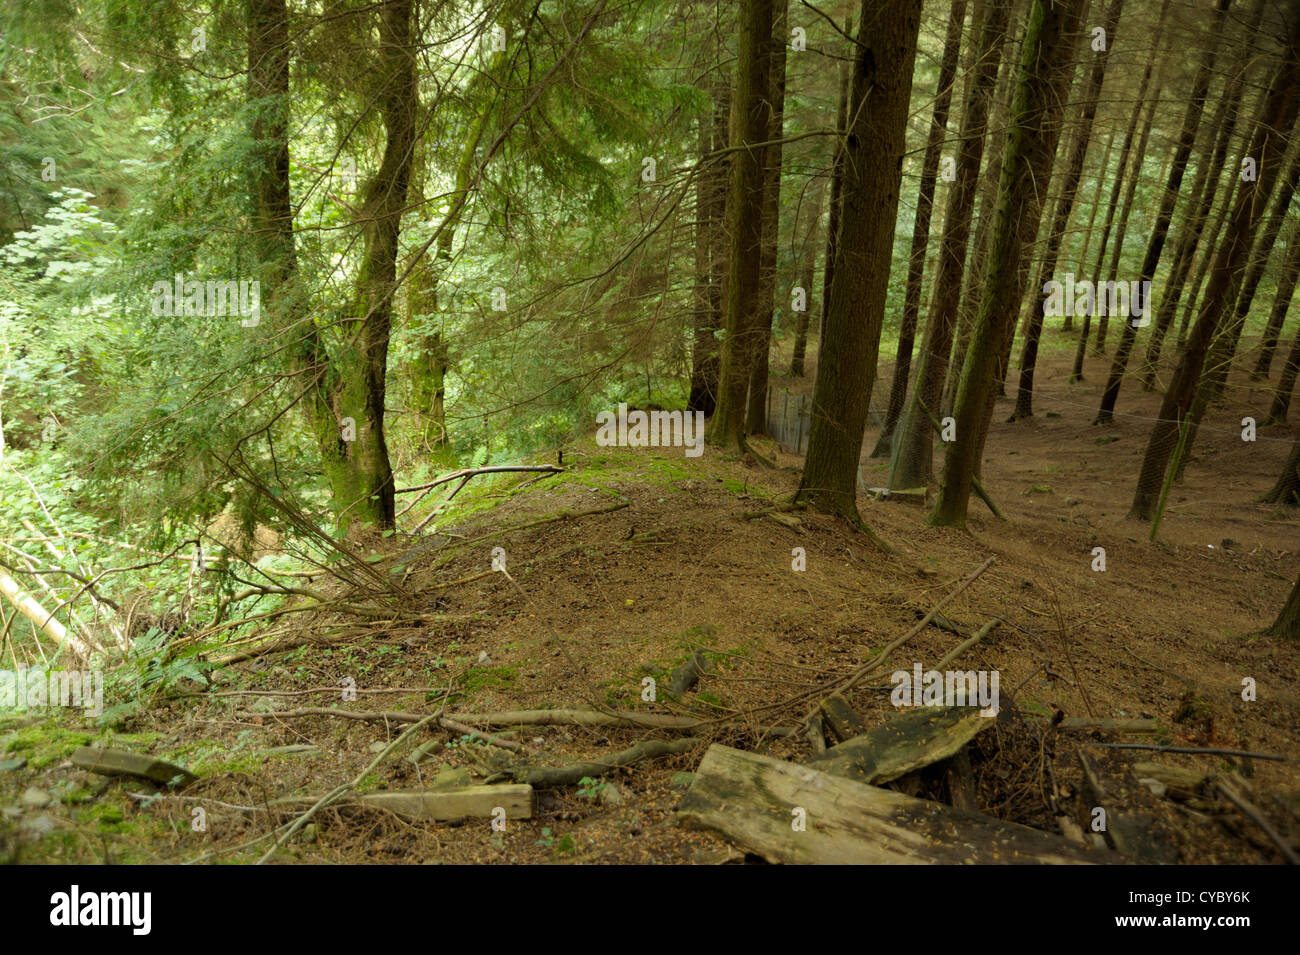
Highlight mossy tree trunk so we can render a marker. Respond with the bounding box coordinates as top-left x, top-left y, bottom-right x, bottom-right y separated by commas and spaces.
930, 0, 1085, 528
